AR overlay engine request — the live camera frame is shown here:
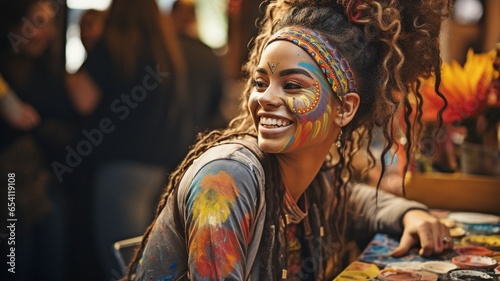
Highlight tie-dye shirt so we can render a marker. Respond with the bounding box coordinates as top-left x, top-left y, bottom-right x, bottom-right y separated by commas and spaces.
133, 139, 428, 281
